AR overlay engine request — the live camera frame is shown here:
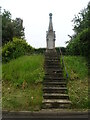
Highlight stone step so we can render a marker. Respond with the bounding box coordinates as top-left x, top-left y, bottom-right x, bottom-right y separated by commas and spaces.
45, 57, 59, 59
45, 73, 63, 78
45, 58, 60, 61
46, 68, 63, 73
45, 55, 60, 60
43, 93, 69, 99
42, 99, 71, 109
45, 51, 60, 54
43, 50, 71, 109
43, 87, 67, 93
45, 63, 61, 66
43, 87, 67, 90
43, 79, 66, 83
45, 49, 57, 52
45, 72, 62, 74
44, 76, 65, 80
45, 55, 59, 57
45, 60, 60, 63
45, 60, 59, 62
45, 75, 63, 78
45, 66, 61, 69
45, 73, 63, 77
45, 71, 63, 74
43, 81, 66, 87
45, 64, 60, 68
43, 84, 66, 87
45, 62, 60, 65
45, 52, 58, 54
45, 51, 57, 54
